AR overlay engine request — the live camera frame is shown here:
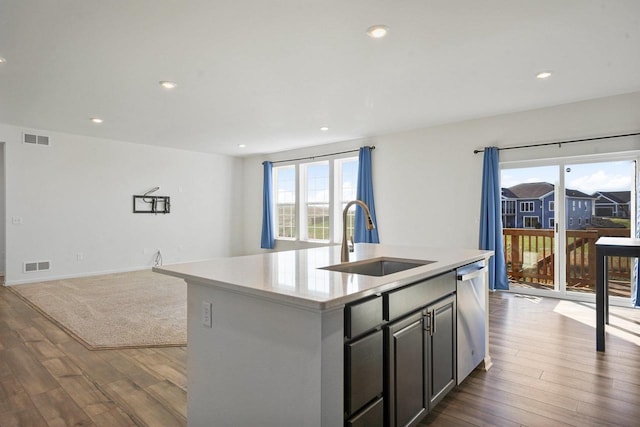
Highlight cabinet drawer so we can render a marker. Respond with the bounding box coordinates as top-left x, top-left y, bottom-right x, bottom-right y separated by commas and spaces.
384, 271, 456, 321
346, 396, 383, 427
345, 329, 383, 416
345, 295, 383, 339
